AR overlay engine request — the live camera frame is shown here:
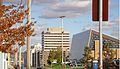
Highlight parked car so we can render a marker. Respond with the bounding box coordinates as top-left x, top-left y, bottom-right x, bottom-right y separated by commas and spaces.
37, 67, 43, 69
64, 61, 70, 64
76, 61, 84, 66
52, 60, 57, 64
113, 59, 120, 69
69, 59, 84, 67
